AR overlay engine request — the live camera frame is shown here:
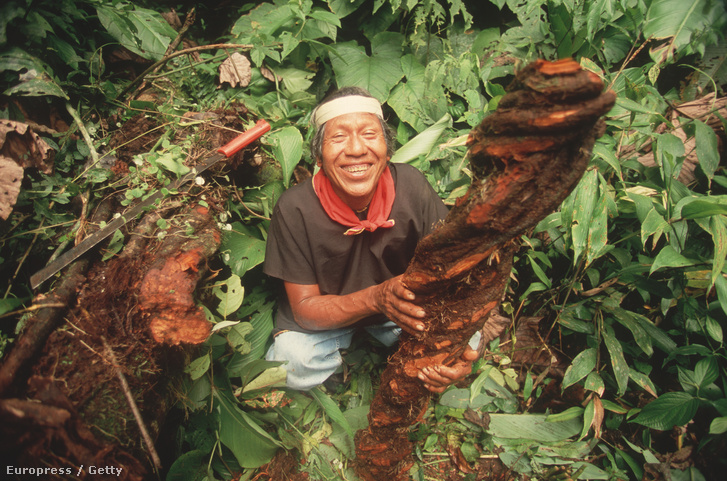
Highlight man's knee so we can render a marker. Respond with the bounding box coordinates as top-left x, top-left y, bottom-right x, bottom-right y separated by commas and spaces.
265, 330, 350, 390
